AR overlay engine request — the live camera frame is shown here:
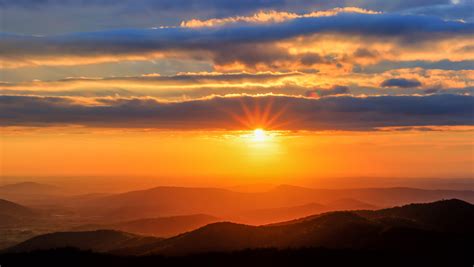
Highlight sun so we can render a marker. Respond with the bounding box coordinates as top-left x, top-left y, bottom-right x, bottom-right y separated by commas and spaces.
253, 128, 267, 142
